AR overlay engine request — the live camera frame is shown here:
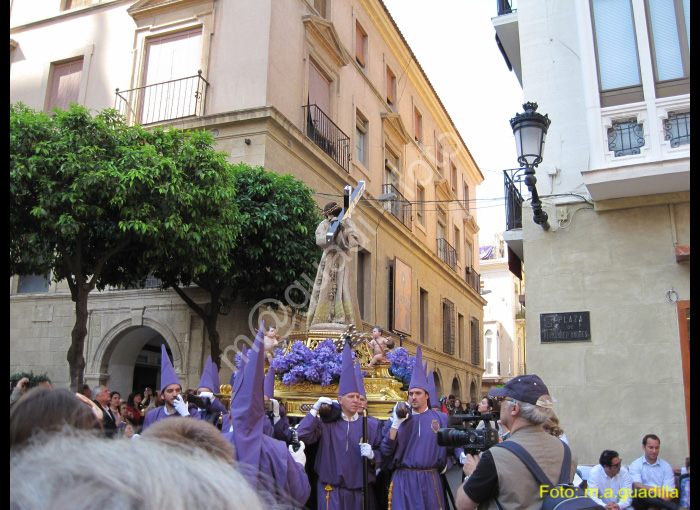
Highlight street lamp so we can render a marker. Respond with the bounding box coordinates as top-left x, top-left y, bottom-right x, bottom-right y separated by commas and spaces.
510, 102, 551, 230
